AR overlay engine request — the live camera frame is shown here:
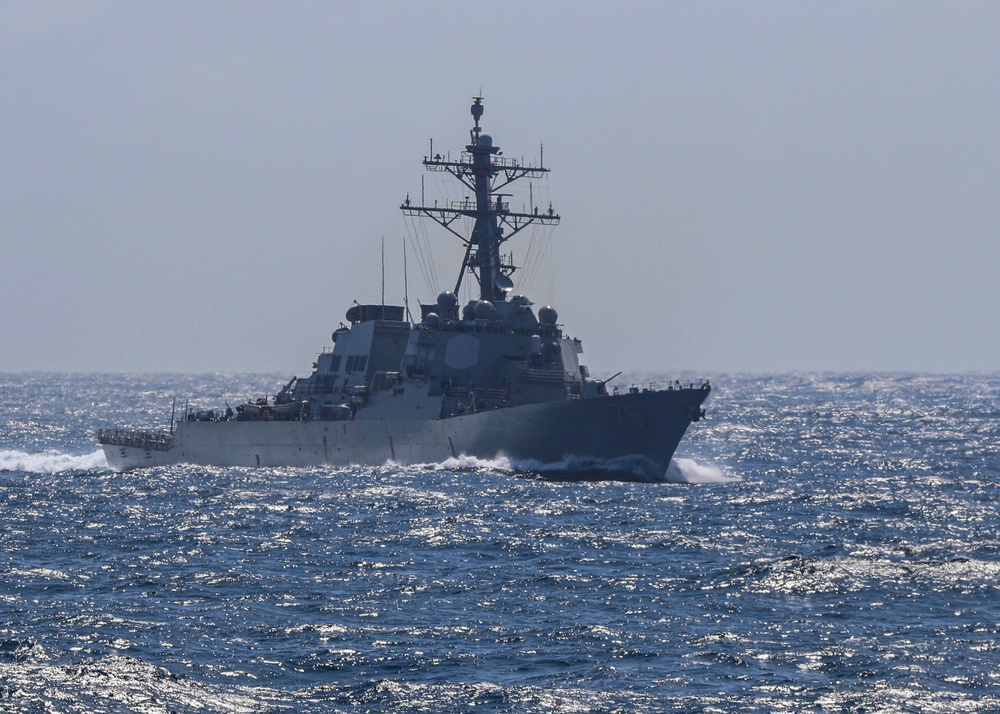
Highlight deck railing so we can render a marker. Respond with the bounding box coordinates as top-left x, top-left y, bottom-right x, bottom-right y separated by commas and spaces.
95, 428, 172, 452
